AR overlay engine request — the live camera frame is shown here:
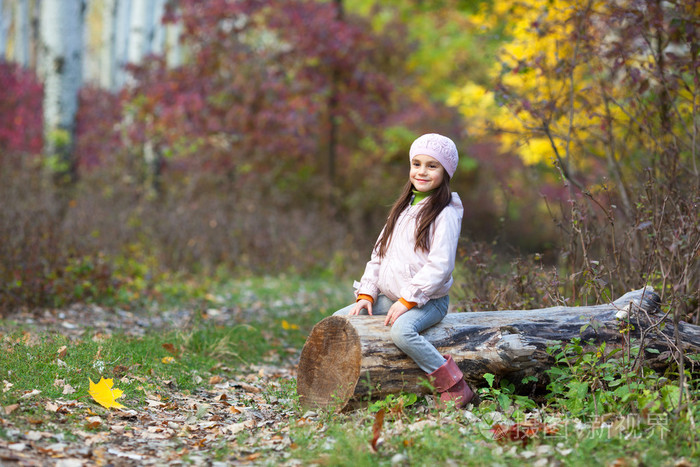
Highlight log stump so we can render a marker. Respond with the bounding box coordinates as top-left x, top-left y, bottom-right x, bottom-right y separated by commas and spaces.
297, 287, 700, 410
